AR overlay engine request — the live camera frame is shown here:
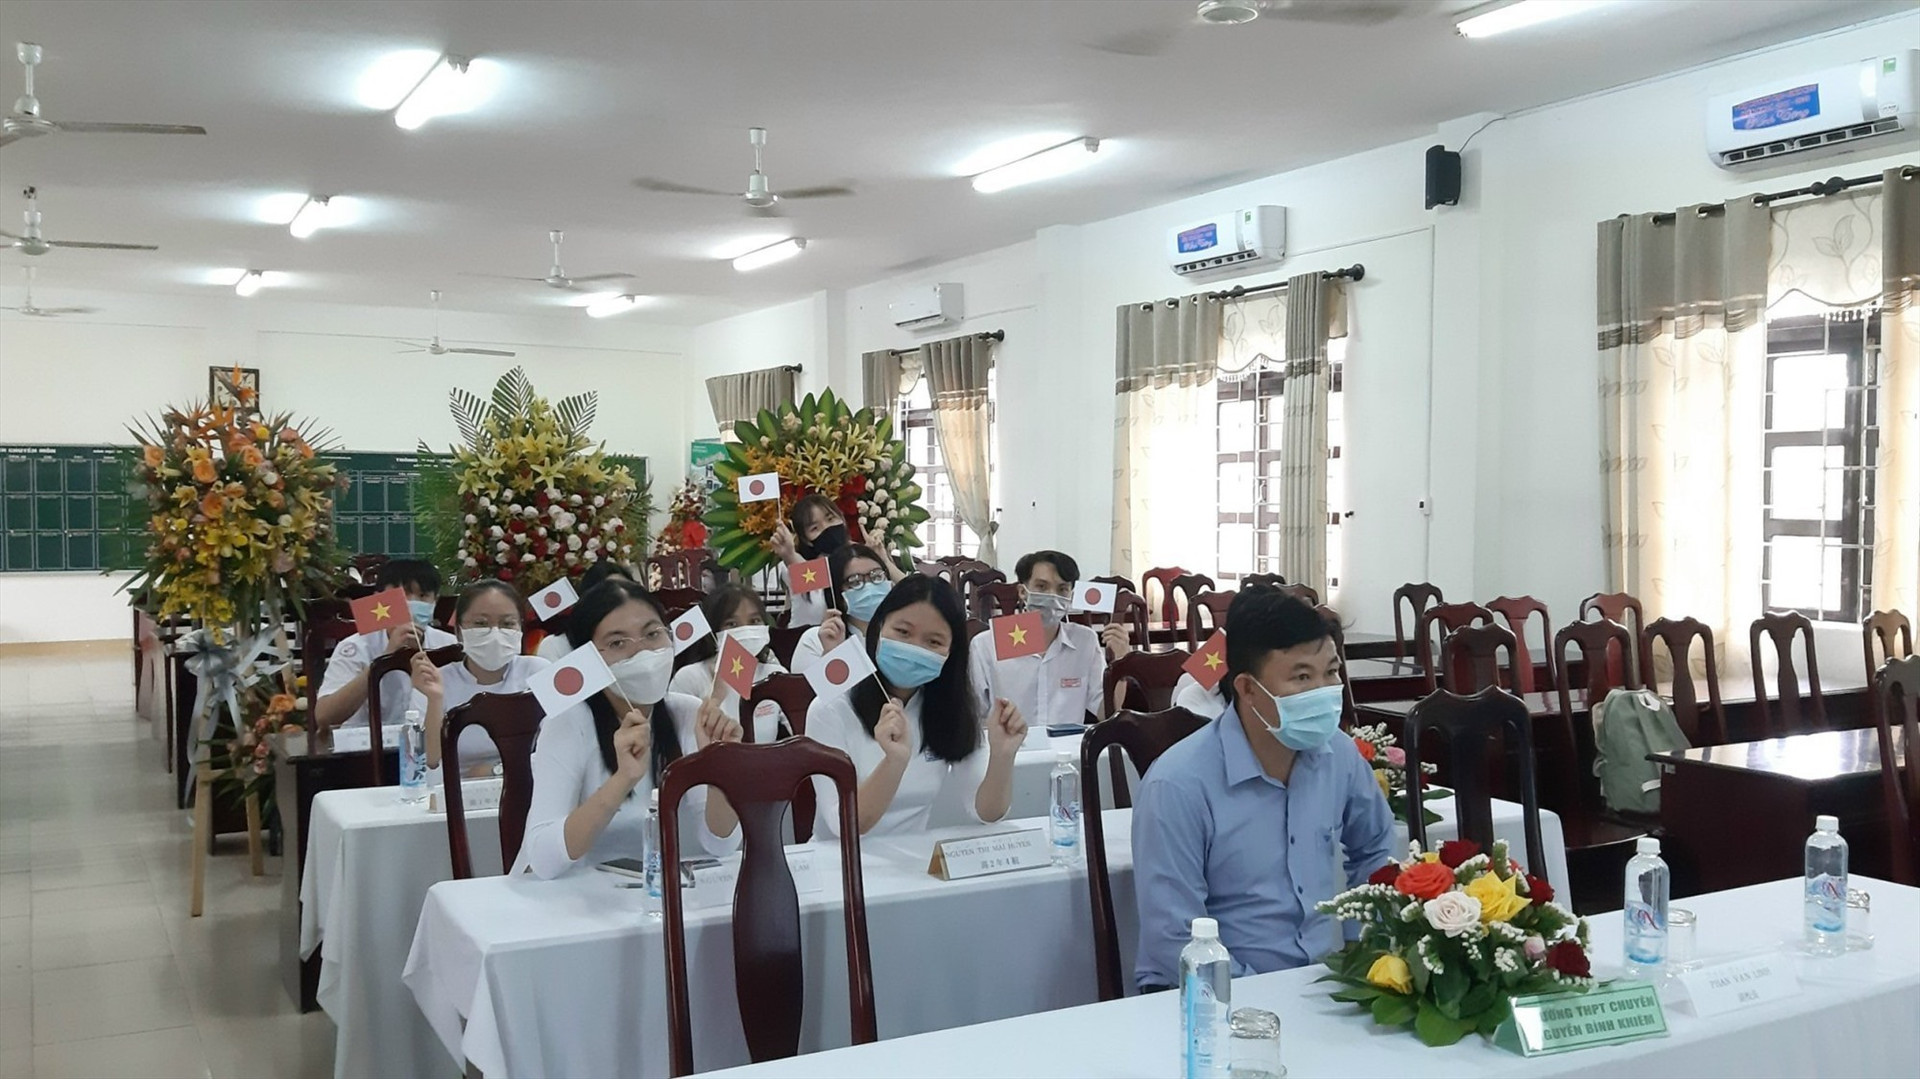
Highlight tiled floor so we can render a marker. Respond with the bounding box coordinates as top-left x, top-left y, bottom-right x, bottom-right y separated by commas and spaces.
0, 642, 334, 1079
